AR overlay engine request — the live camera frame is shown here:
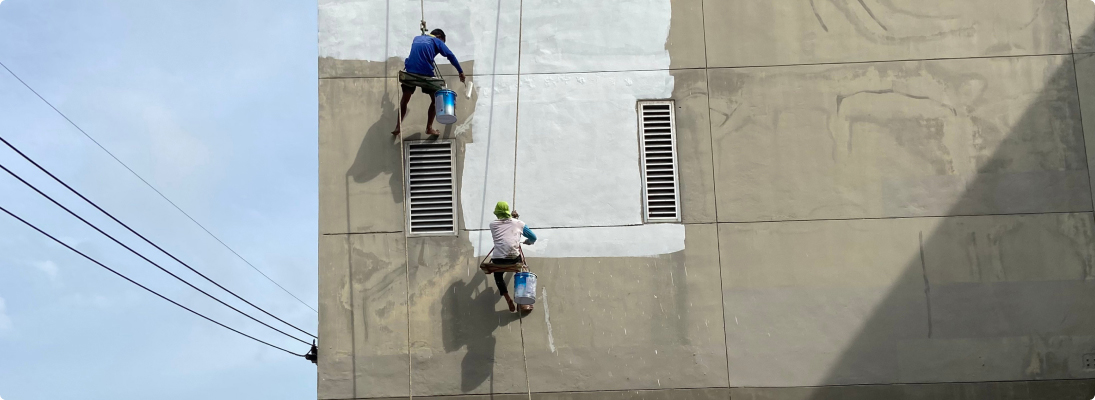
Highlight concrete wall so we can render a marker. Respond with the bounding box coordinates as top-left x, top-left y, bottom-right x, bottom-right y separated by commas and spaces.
318, 0, 1095, 398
